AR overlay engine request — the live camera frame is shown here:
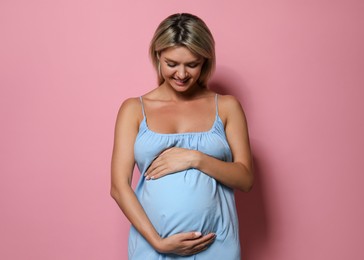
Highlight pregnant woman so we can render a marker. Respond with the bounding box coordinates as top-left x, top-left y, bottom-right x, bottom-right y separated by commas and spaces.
111, 13, 254, 259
